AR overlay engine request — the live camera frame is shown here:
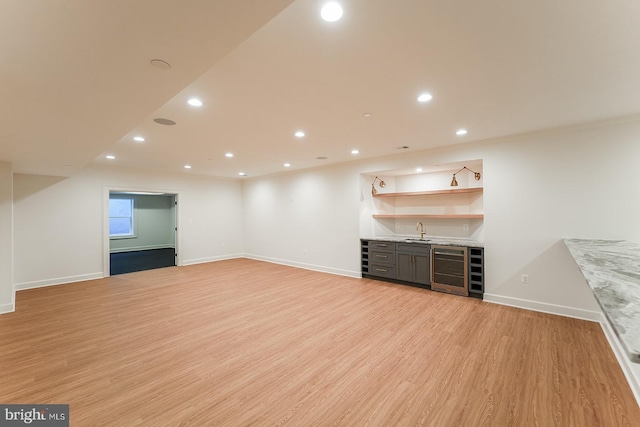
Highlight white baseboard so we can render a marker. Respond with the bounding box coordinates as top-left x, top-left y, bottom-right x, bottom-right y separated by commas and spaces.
599, 313, 640, 406
483, 293, 601, 322
245, 254, 361, 279
0, 301, 15, 314
14, 272, 104, 291
181, 254, 244, 266
110, 244, 175, 254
